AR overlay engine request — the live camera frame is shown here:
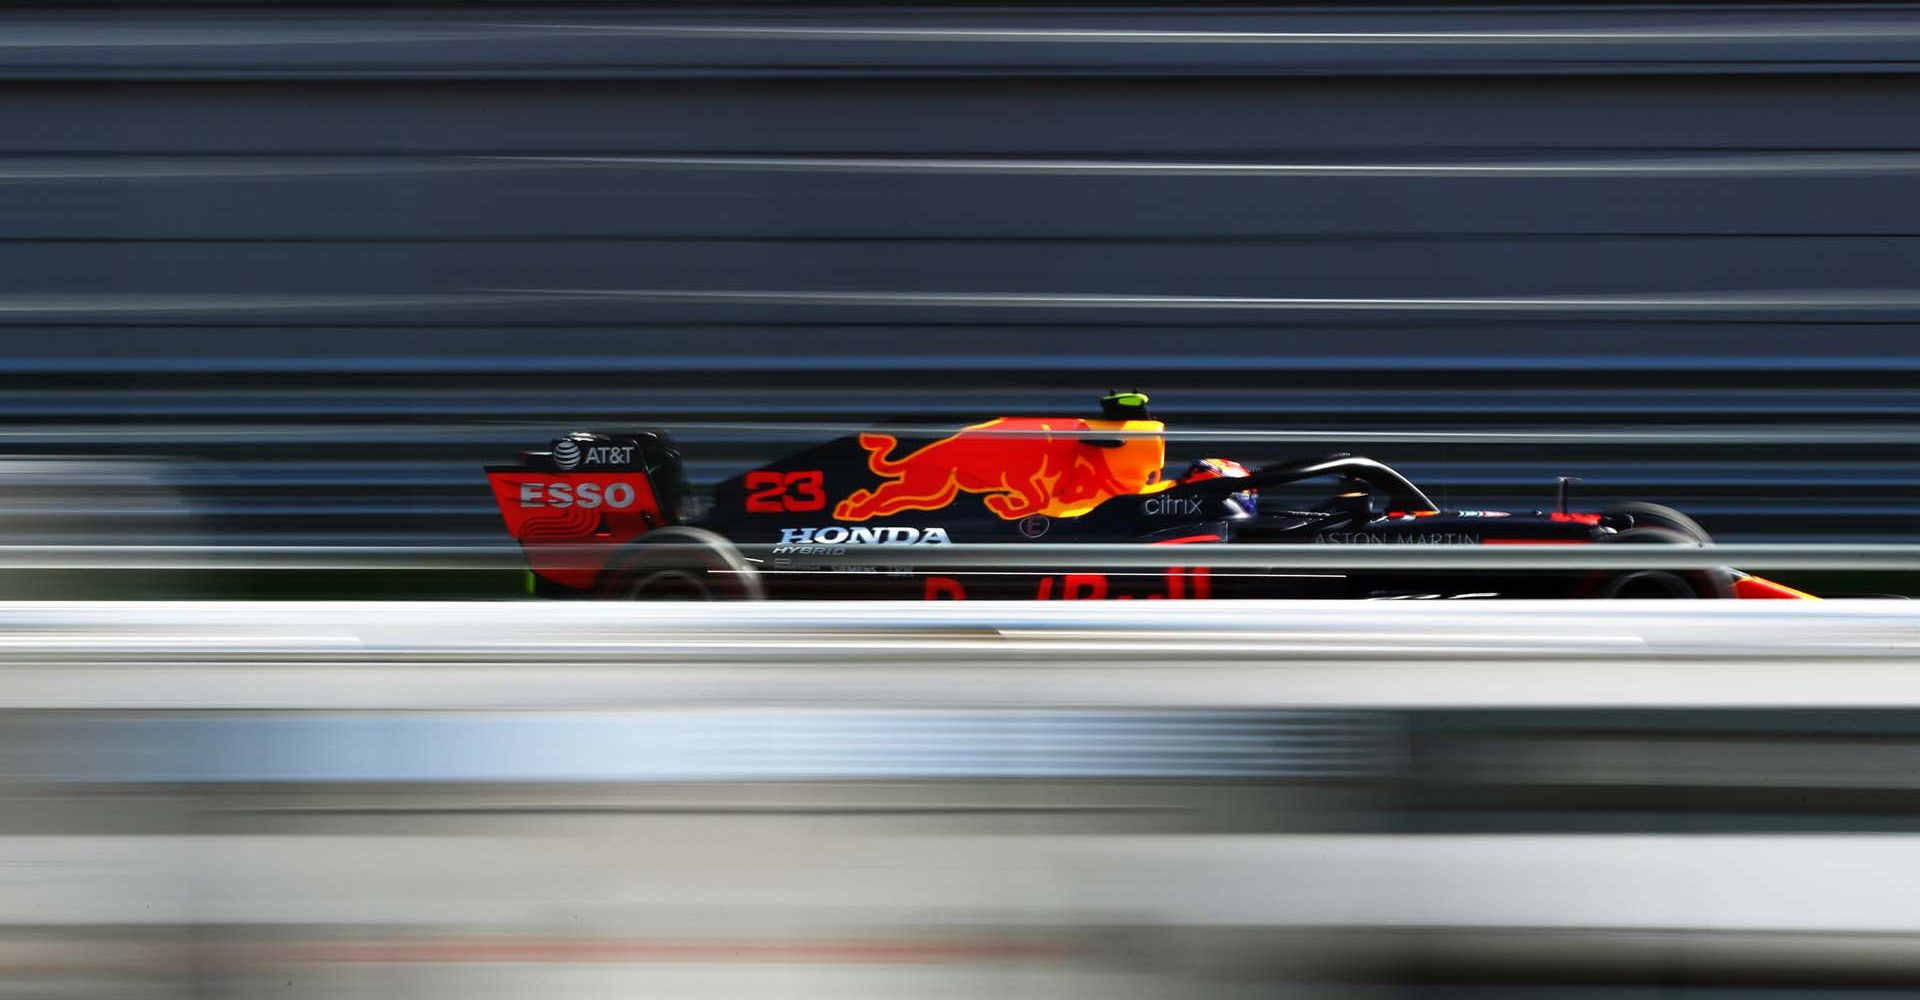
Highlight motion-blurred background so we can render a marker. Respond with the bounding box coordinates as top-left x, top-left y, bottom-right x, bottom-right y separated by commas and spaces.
4, 1, 1918, 575
2, 2, 1919, 998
